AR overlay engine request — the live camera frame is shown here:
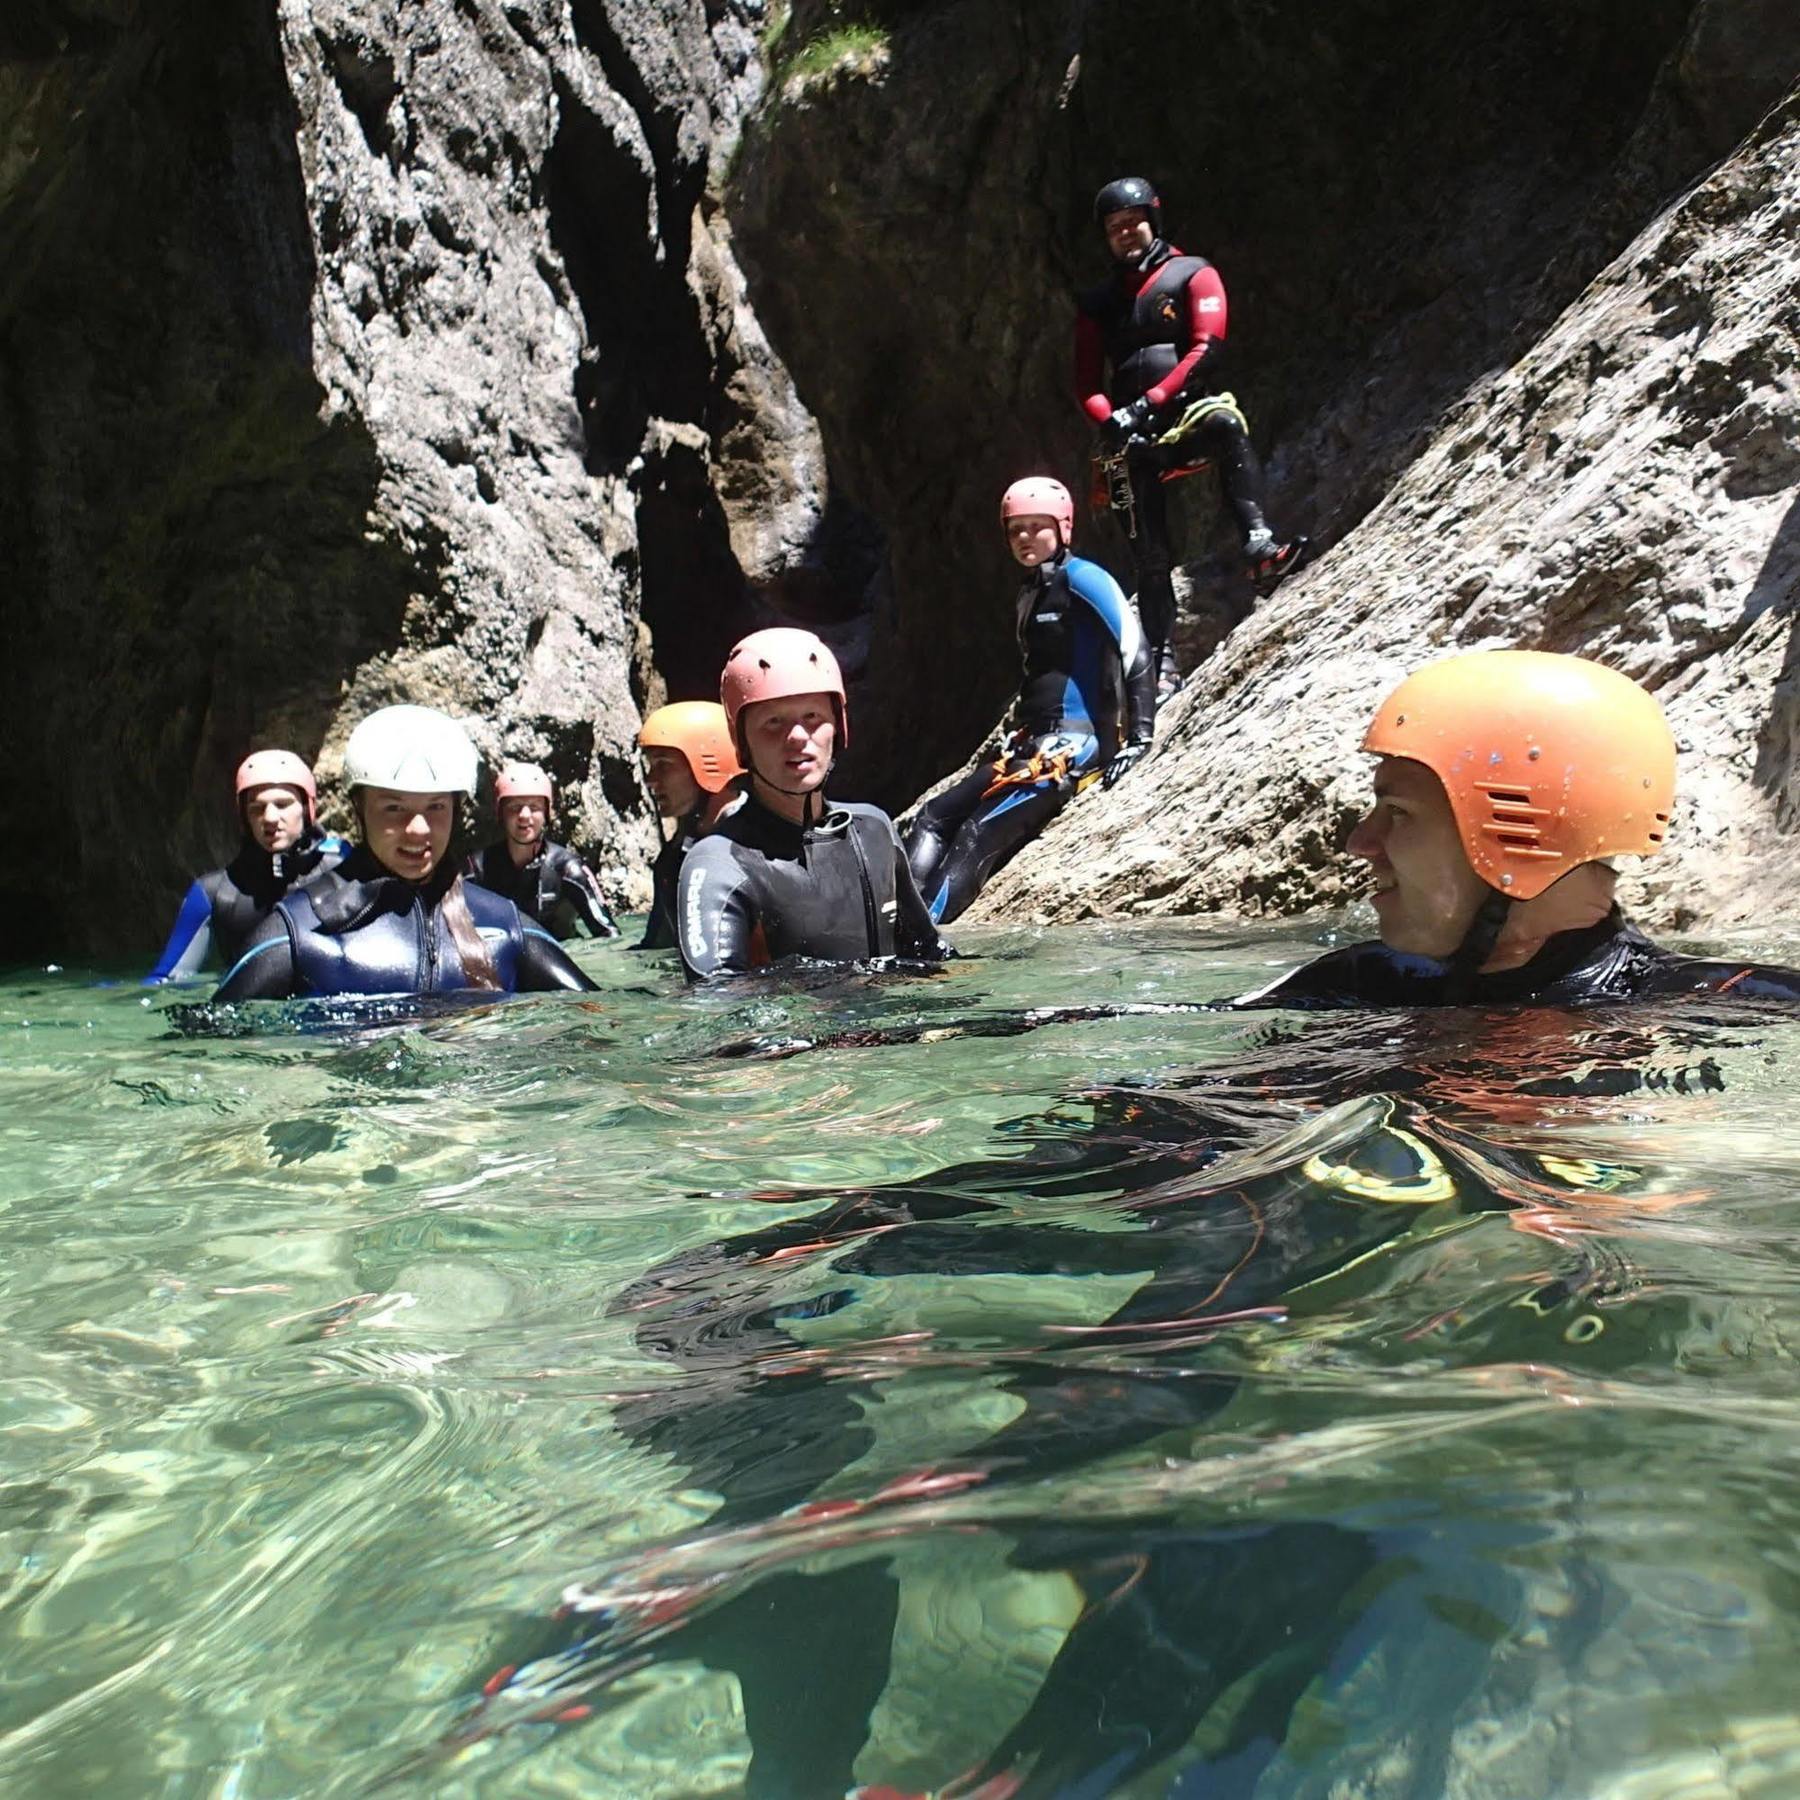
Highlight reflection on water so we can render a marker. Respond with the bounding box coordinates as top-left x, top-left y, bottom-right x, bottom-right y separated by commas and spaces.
3, 920, 1800, 1797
